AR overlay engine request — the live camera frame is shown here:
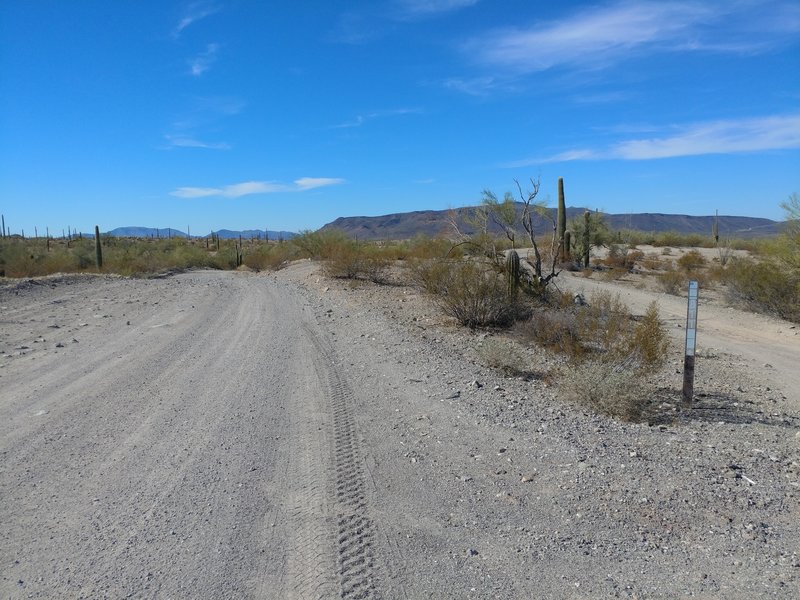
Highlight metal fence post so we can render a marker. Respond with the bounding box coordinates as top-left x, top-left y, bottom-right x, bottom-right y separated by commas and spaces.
682, 280, 699, 407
